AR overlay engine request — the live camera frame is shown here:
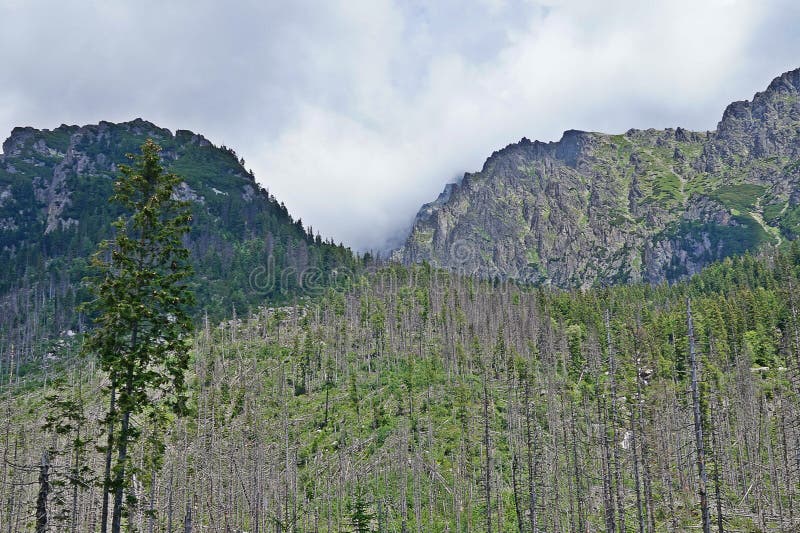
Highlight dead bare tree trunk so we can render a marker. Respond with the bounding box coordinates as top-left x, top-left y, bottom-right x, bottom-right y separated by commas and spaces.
687, 298, 711, 533
631, 408, 644, 533
635, 352, 656, 533
483, 376, 492, 533
524, 380, 539, 533
600, 395, 616, 533
605, 309, 625, 533
710, 399, 724, 533
570, 402, 586, 532
101, 383, 116, 533
36, 451, 50, 533
184, 495, 193, 533
167, 468, 174, 533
